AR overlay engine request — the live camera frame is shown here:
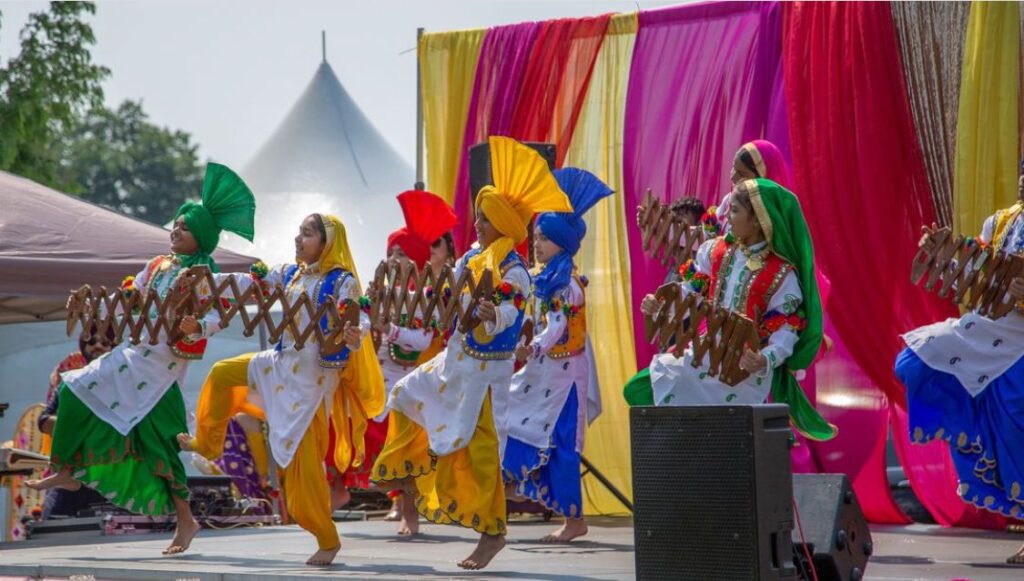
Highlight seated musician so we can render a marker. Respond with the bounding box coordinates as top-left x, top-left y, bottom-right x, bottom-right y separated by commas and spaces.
623, 178, 834, 442
895, 162, 1024, 565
